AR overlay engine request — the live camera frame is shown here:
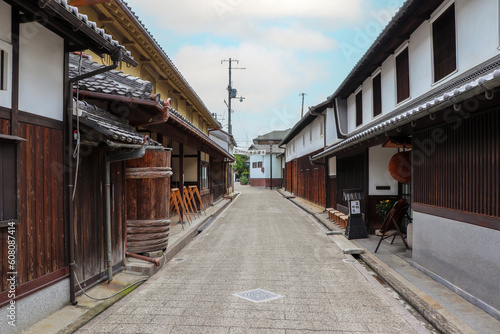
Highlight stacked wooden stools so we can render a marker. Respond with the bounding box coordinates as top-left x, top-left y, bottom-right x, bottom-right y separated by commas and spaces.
326, 208, 348, 229
169, 186, 207, 229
